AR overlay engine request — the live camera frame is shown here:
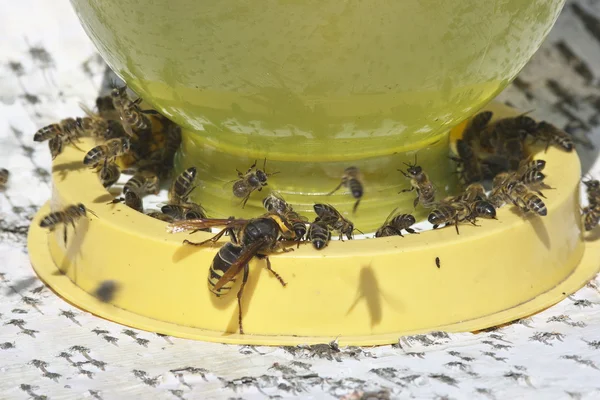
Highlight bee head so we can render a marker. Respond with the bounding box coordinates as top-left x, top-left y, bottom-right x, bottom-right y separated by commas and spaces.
256, 169, 268, 183
406, 165, 422, 176
583, 178, 600, 190
76, 203, 87, 215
